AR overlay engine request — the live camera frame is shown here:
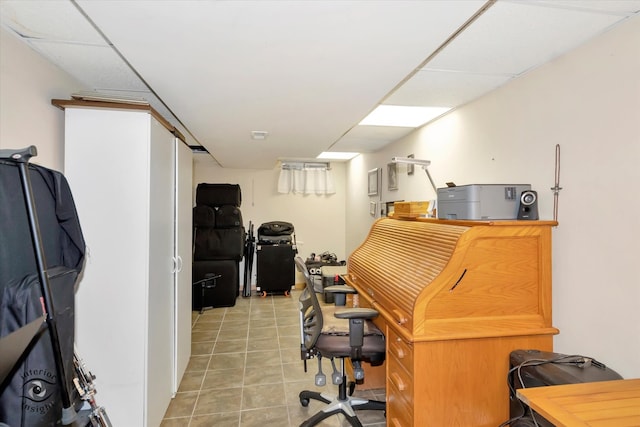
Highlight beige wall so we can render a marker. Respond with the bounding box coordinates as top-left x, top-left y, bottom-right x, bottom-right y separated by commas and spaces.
0, 28, 83, 170
193, 159, 347, 285
346, 14, 640, 378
